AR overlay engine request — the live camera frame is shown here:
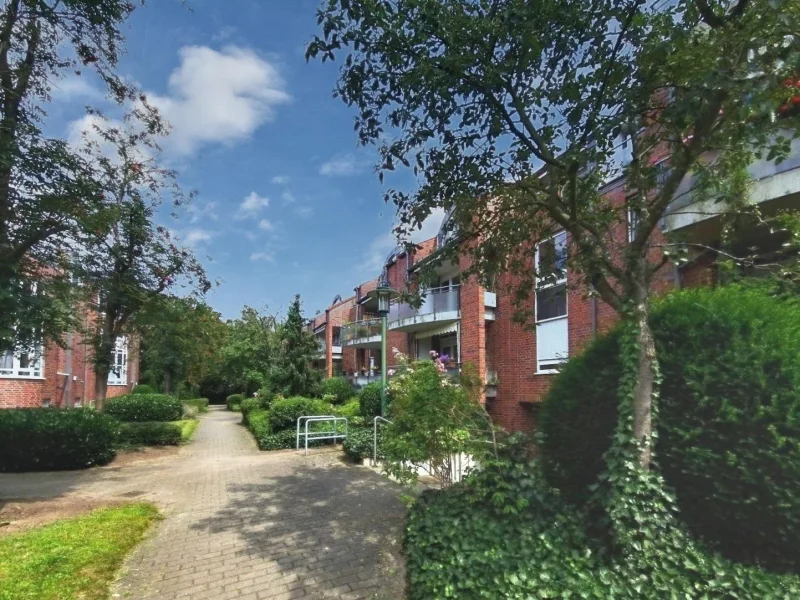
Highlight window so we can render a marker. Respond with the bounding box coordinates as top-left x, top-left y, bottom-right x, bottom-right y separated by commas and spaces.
107, 336, 128, 386
627, 196, 641, 244
0, 346, 44, 379
535, 232, 569, 372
